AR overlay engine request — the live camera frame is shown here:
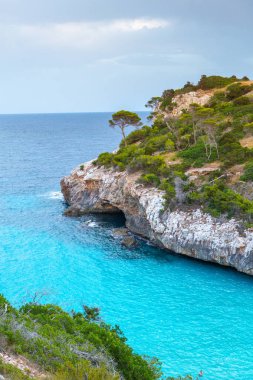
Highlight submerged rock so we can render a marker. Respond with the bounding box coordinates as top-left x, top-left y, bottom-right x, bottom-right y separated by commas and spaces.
112, 228, 138, 248
61, 161, 253, 275
64, 206, 82, 217
112, 227, 129, 238
121, 236, 138, 248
